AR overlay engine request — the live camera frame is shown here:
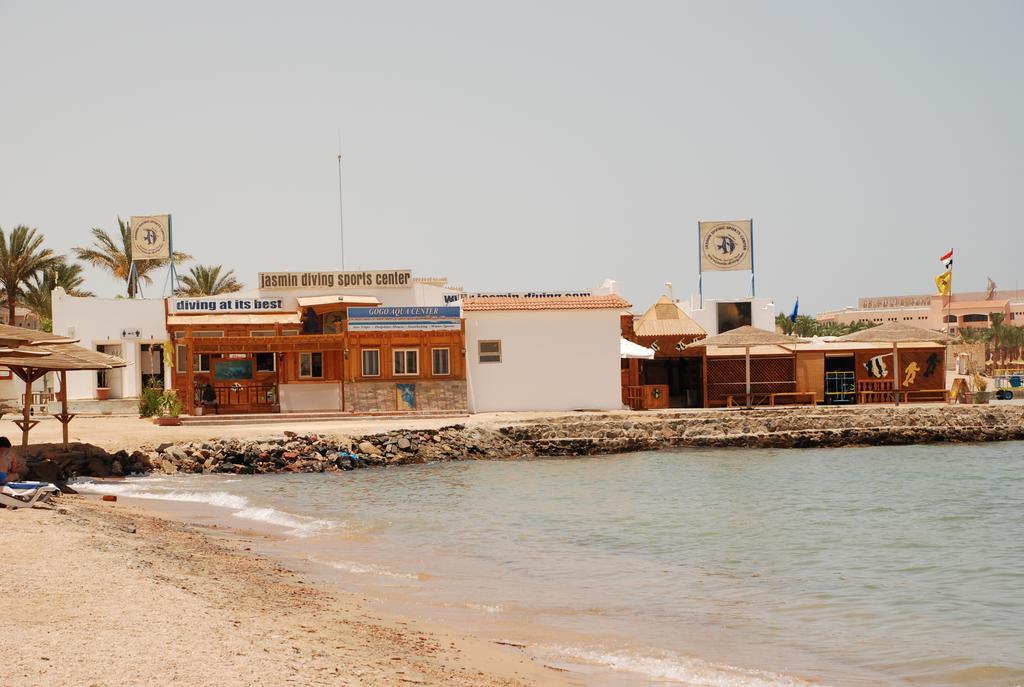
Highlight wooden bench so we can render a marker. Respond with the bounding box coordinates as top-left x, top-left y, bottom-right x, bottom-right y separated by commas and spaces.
900, 389, 946, 403
726, 393, 772, 408
769, 391, 817, 406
